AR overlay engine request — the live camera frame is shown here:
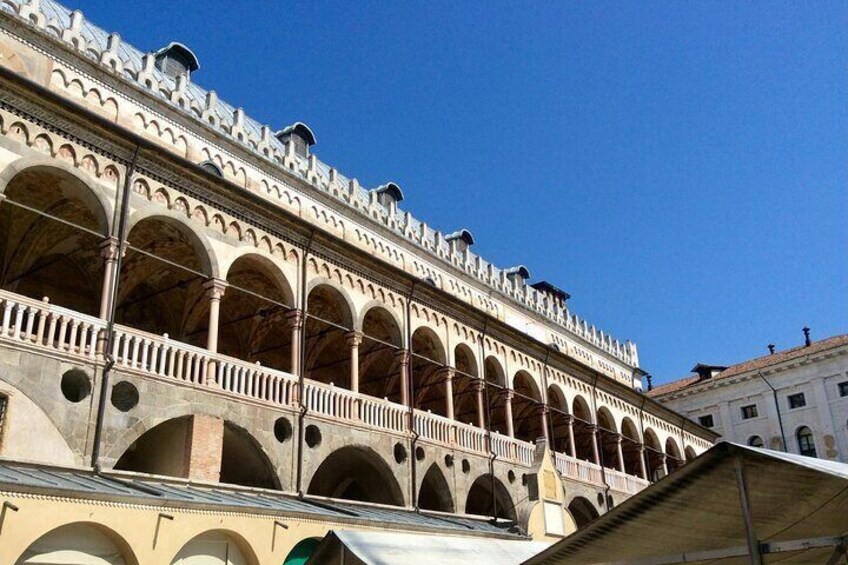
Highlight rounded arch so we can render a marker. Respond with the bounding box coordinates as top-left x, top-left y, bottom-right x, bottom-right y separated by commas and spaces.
572, 395, 593, 423
126, 209, 217, 277
571, 395, 595, 462
304, 279, 355, 327
411, 326, 448, 415
453, 343, 478, 378
452, 343, 480, 426
307, 445, 404, 506
465, 474, 516, 521
548, 384, 571, 455
747, 435, 764, 448
484, 356, 506, 387
170, 529, 259, 565
685, 446, 698, 462
418, 463, 455, 513
512, 371, 543, 443
595, 406, 617, 433
304, 283, 355, 388
796, 425, 817, 457
113, 415, 279, 490
283, 538, 322, 565
0, 164, 112, 317
222, 252, 295, 306
665, 437, 683, 473
0, 157, 114, 231
595, 406, 620, 470
359, 305, 403, 402
411, 326, 447, 365
620, 417, 642, 476
16, 522, 140, 565
218, 253, 295, 372
567, 496, 599, 528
